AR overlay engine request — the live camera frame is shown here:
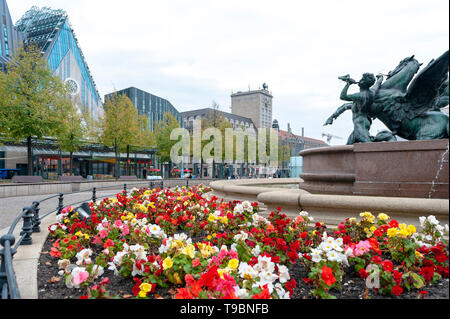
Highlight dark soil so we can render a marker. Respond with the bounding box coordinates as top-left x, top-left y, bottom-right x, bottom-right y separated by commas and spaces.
38, 236, 449, 300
